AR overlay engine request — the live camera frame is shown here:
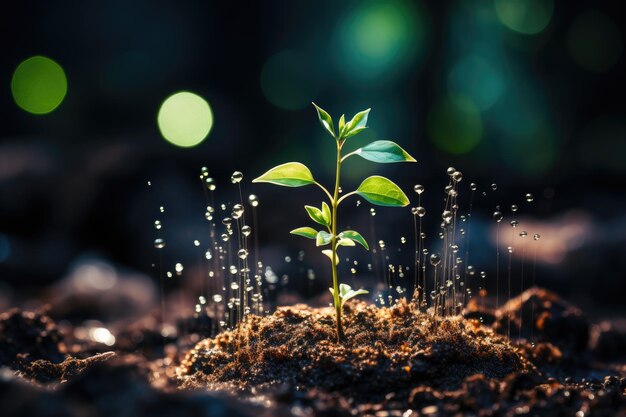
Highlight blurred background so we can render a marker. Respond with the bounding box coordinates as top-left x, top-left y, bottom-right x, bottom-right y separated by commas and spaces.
0, 0, 625, 320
